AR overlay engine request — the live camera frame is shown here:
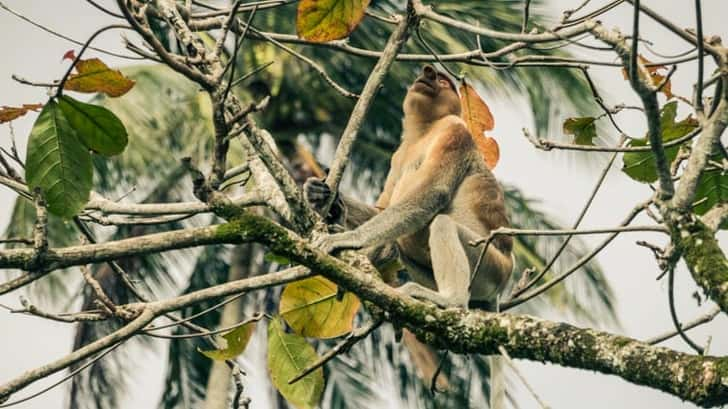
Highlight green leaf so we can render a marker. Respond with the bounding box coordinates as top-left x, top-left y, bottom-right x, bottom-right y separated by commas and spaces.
563, 117, 597, 146
692, 162, 728, 221
58, 95, 128, 156
296, 0, 371, 42
198, 321, 256, 360
268, 318, 324, 409
622, 101, 698, 183
280, 276, 360, 339
25, 100, 93, 218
